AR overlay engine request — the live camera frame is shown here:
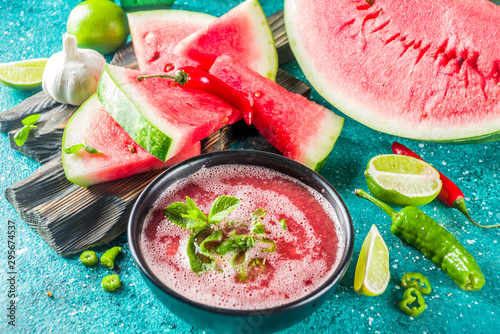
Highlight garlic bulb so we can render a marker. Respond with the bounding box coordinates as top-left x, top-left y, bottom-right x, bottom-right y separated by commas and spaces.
42, 34, 106, 106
